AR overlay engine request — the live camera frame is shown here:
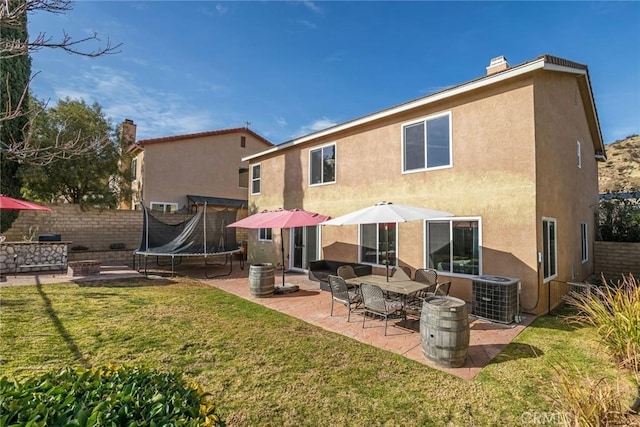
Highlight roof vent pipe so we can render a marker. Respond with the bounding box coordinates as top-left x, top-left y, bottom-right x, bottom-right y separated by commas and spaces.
486, 55, 509, 75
